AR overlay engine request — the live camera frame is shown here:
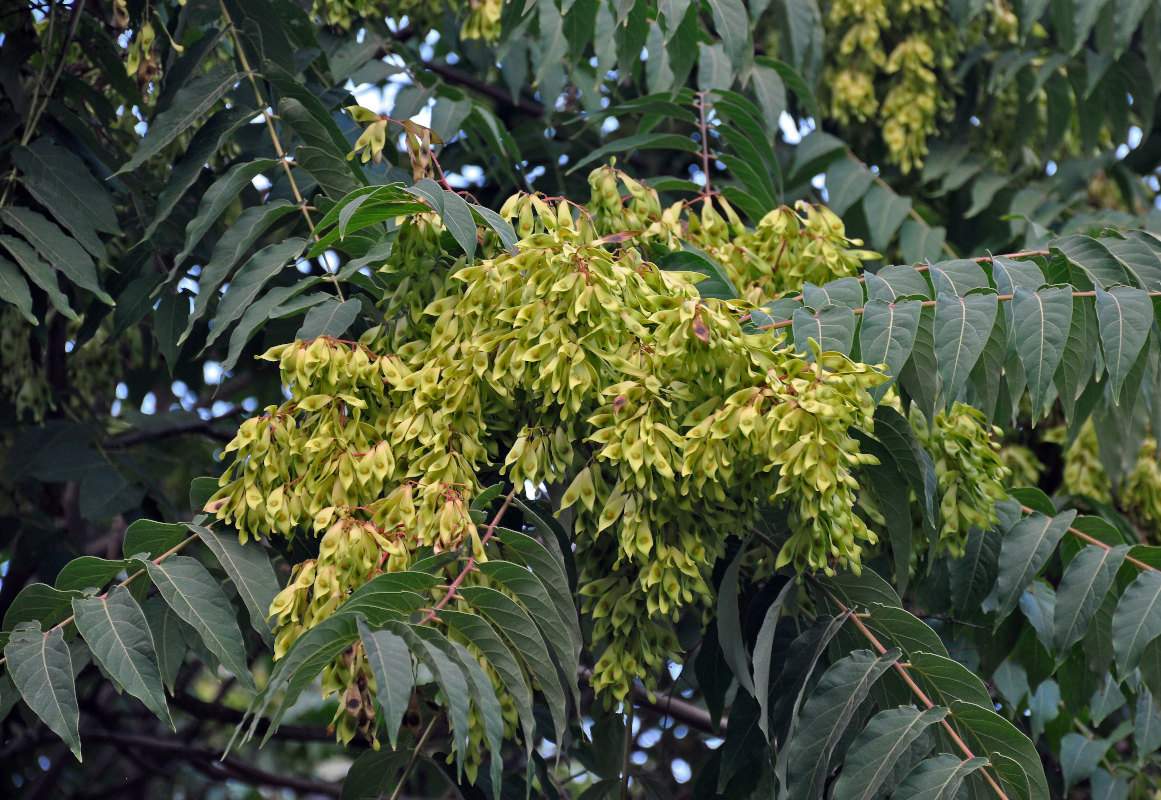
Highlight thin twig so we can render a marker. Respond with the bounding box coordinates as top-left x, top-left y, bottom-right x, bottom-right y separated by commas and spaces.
619, 701, 635, 800
814, 582, 1012, 800
696, 91, 713, 198
1019, 504, 1154, 572
389, 715, 438, 800
217, 0, 344, 301
419, 487, 517, 624
757, 289, 1161, 330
